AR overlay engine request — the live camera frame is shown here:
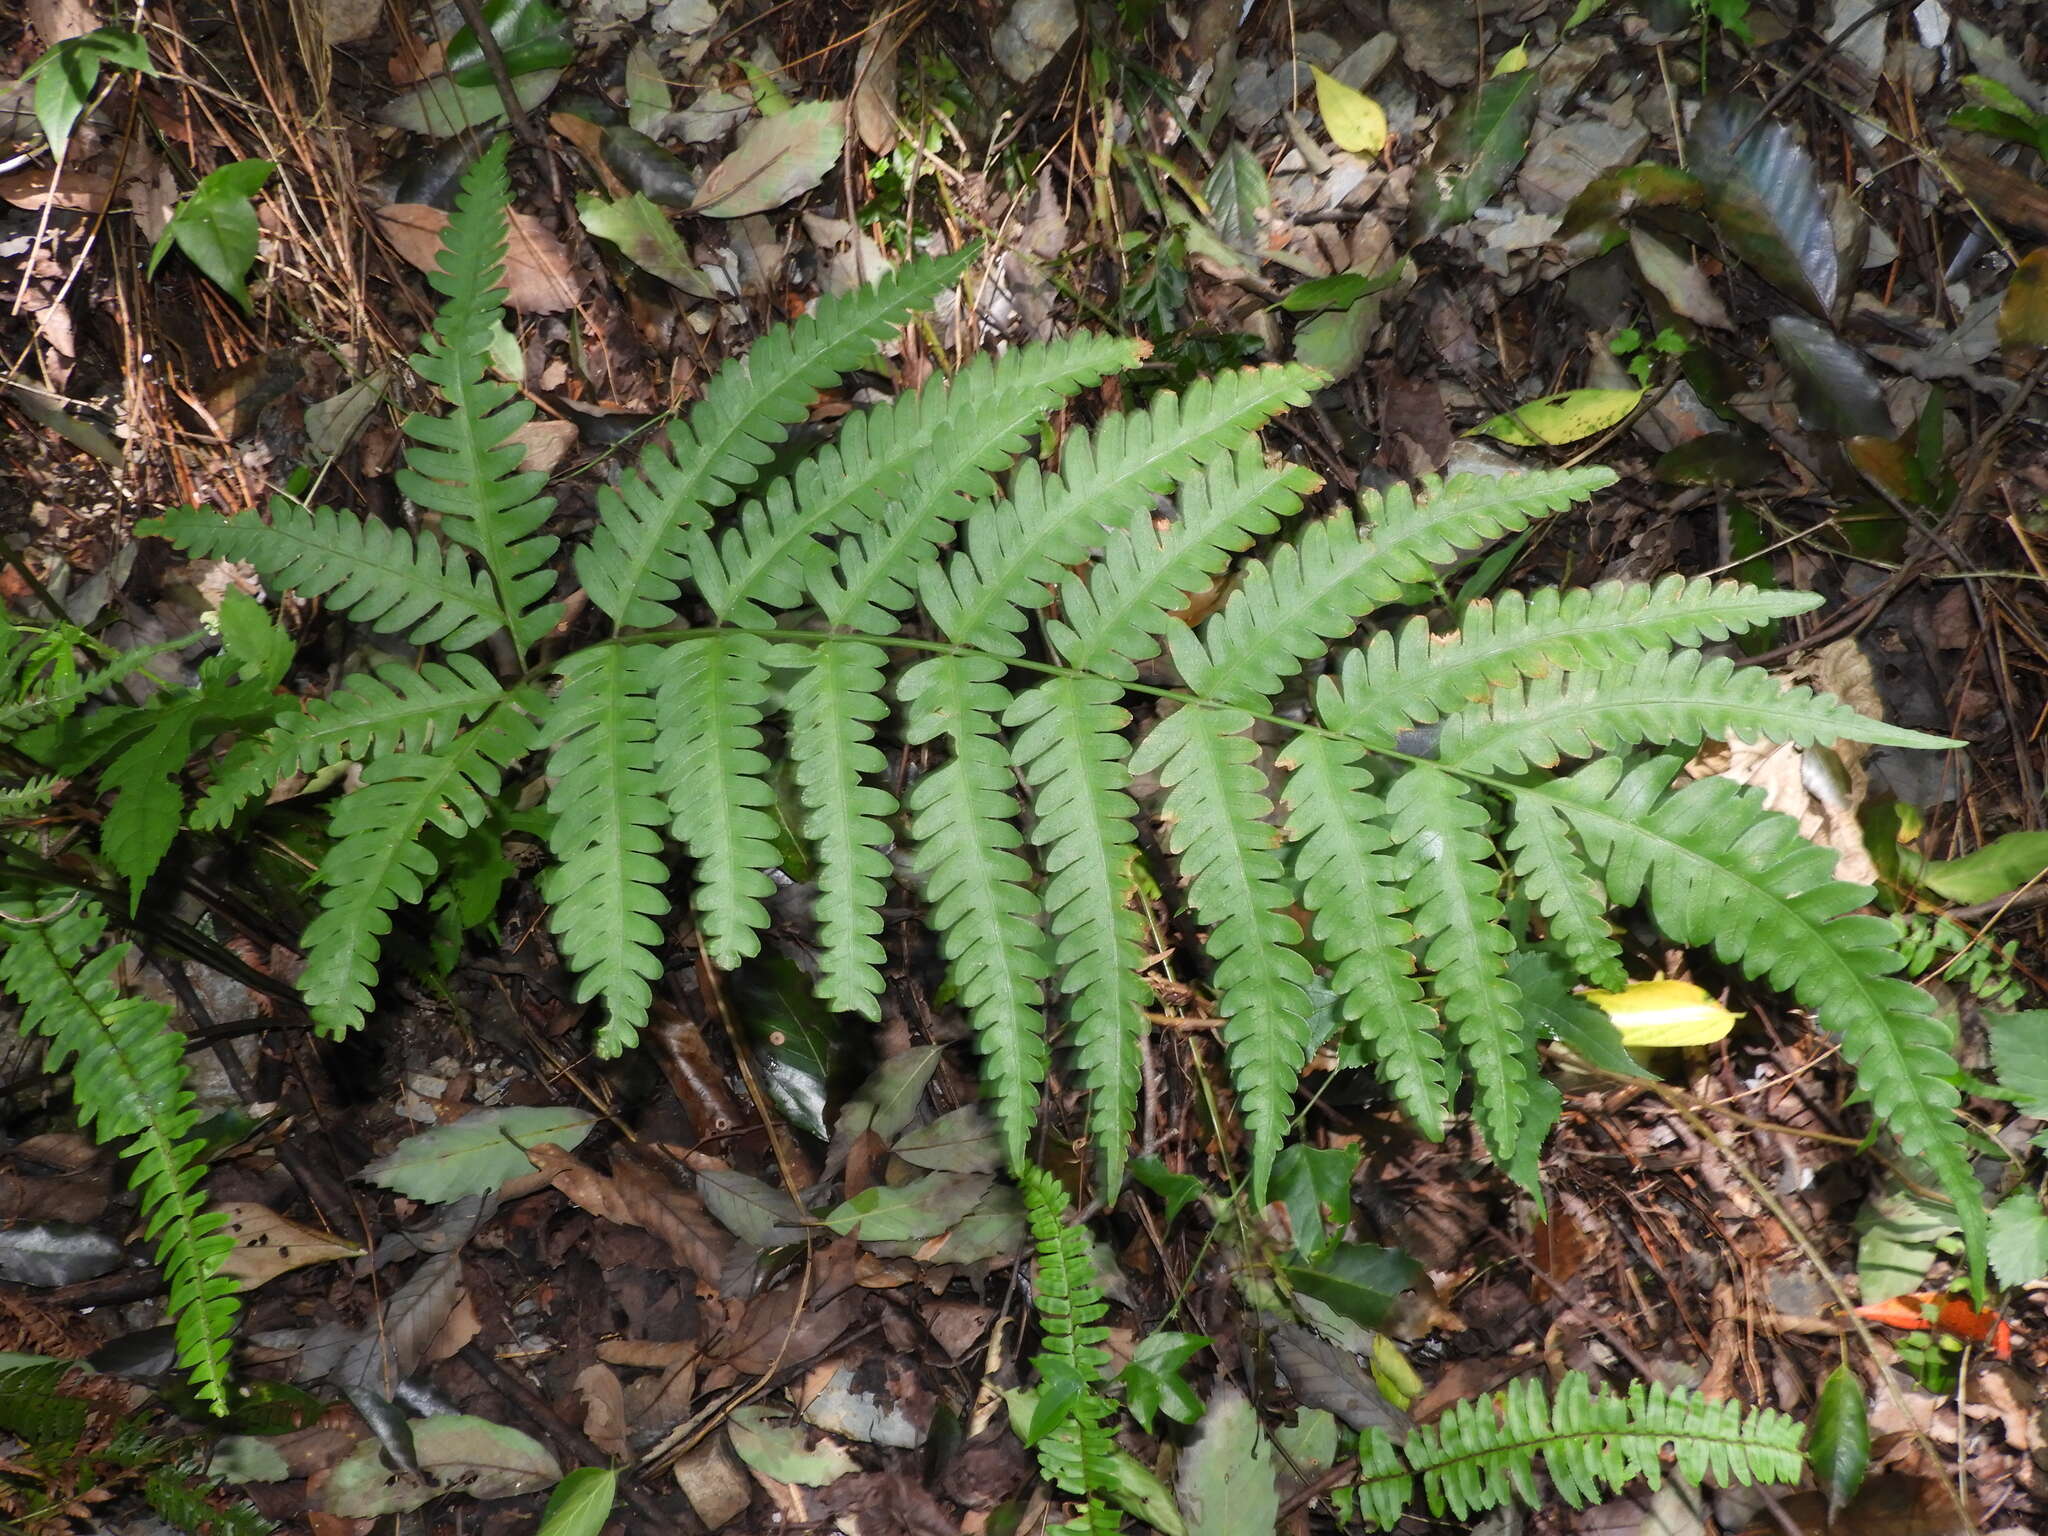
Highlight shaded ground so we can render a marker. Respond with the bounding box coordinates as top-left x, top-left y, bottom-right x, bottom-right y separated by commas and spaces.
2, 0, 2047, 1532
